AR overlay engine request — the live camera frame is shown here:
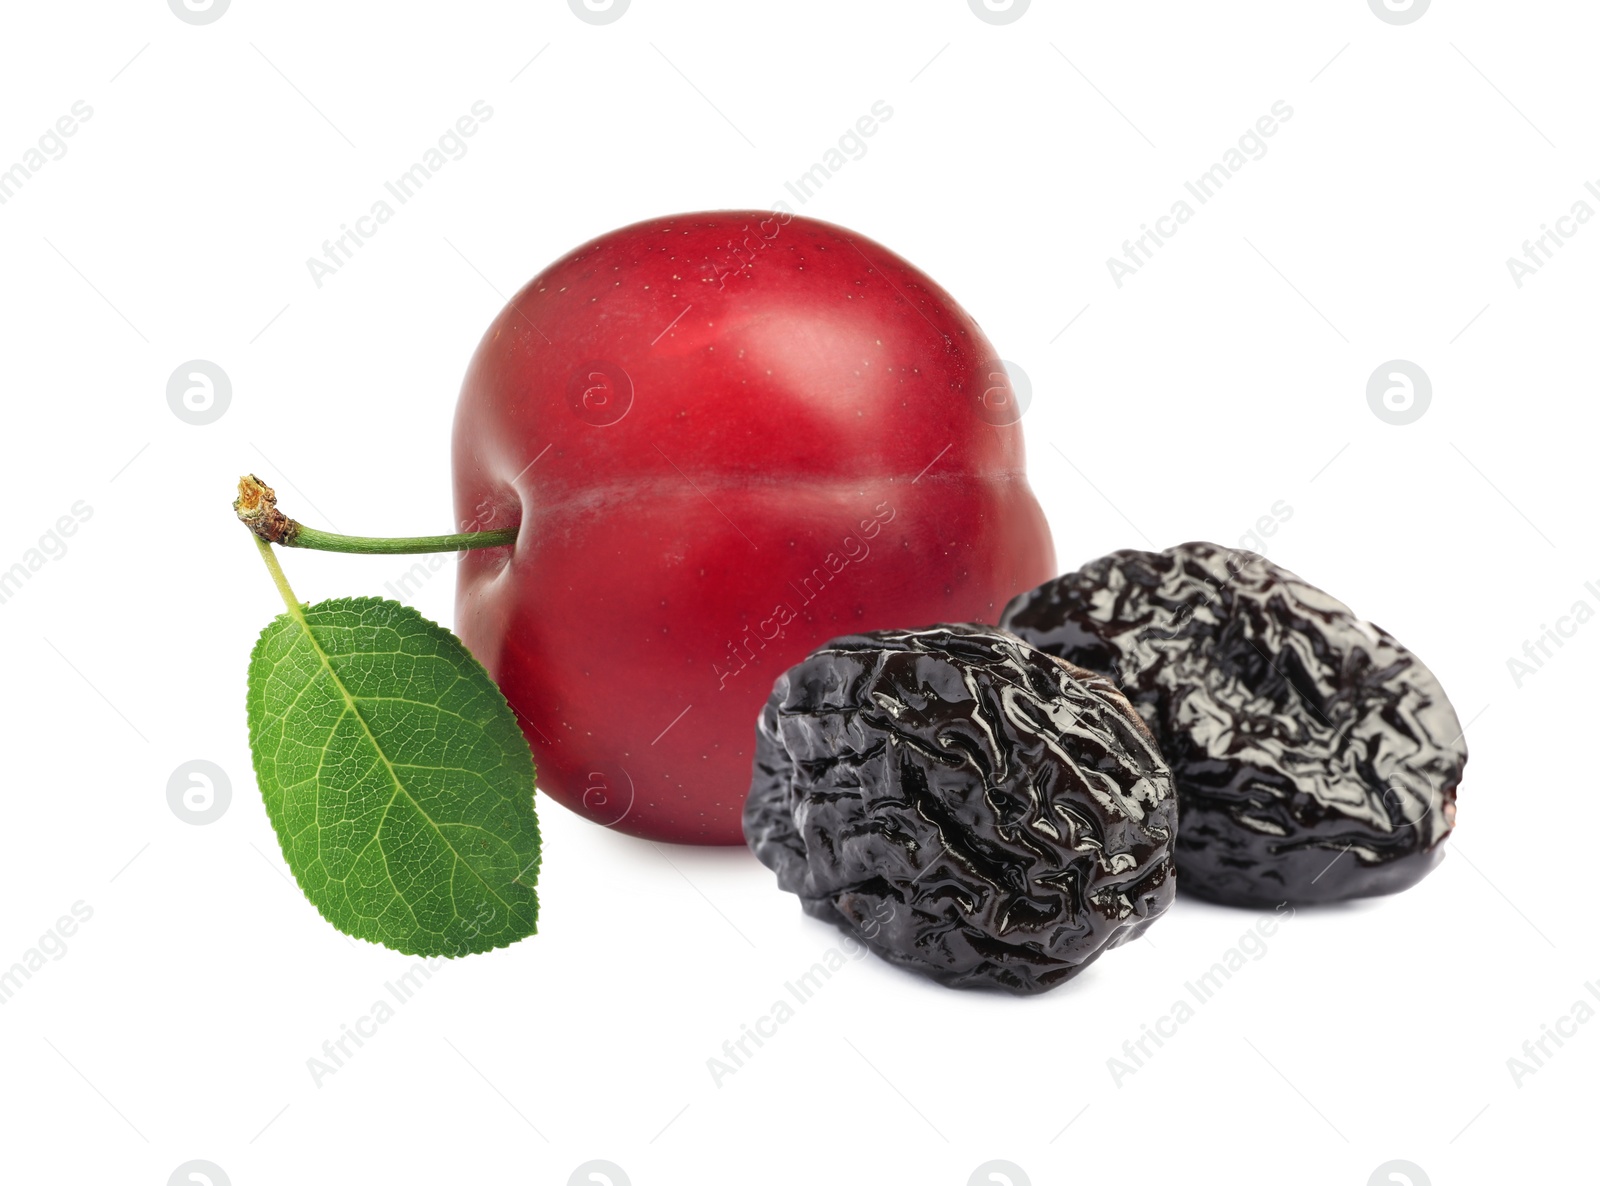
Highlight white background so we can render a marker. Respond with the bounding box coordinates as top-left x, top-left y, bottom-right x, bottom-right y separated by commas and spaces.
0, 1, 1591, 1183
